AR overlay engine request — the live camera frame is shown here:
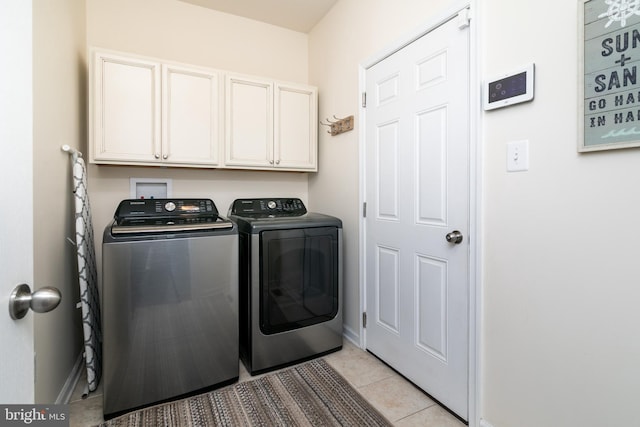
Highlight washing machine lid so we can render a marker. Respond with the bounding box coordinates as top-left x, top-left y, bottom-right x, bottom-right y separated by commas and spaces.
111, 198, 233, 235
